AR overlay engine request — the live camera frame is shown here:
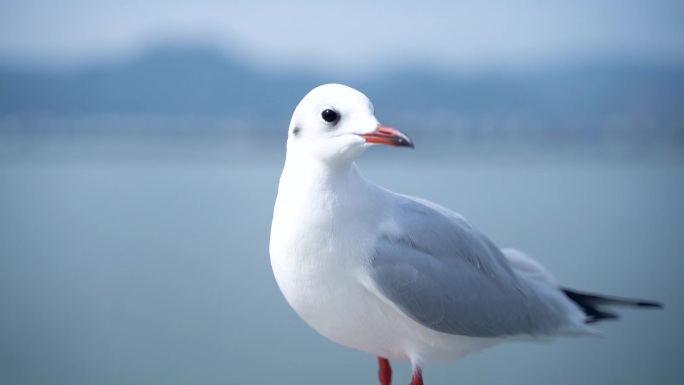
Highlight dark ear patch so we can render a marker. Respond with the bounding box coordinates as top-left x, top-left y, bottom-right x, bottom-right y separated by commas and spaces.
292, 127, 301, 136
